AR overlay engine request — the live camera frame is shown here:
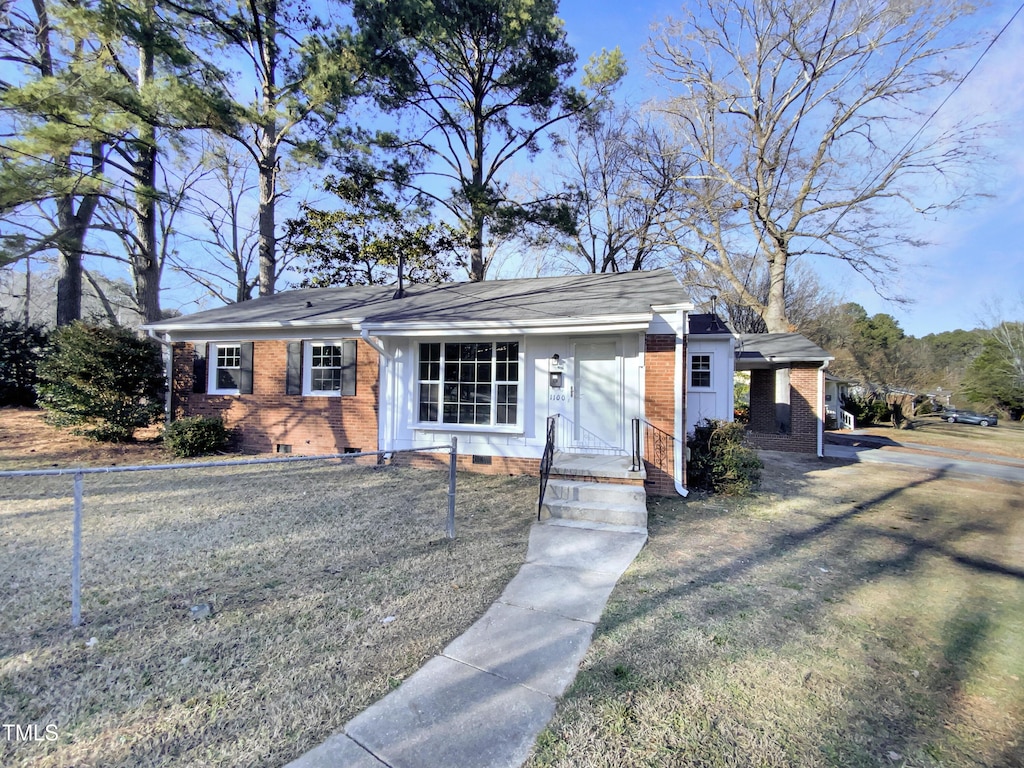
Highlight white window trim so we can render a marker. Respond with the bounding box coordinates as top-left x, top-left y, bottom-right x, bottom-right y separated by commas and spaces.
413, 339, 525, 431
209, 342, 242, 395
302, 339, 355, 397
690, 352, 714, 390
